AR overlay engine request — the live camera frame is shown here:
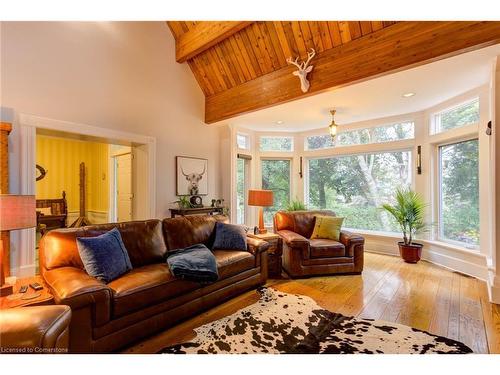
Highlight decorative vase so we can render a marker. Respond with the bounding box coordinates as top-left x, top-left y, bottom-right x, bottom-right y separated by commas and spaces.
398, 242, 423, 263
